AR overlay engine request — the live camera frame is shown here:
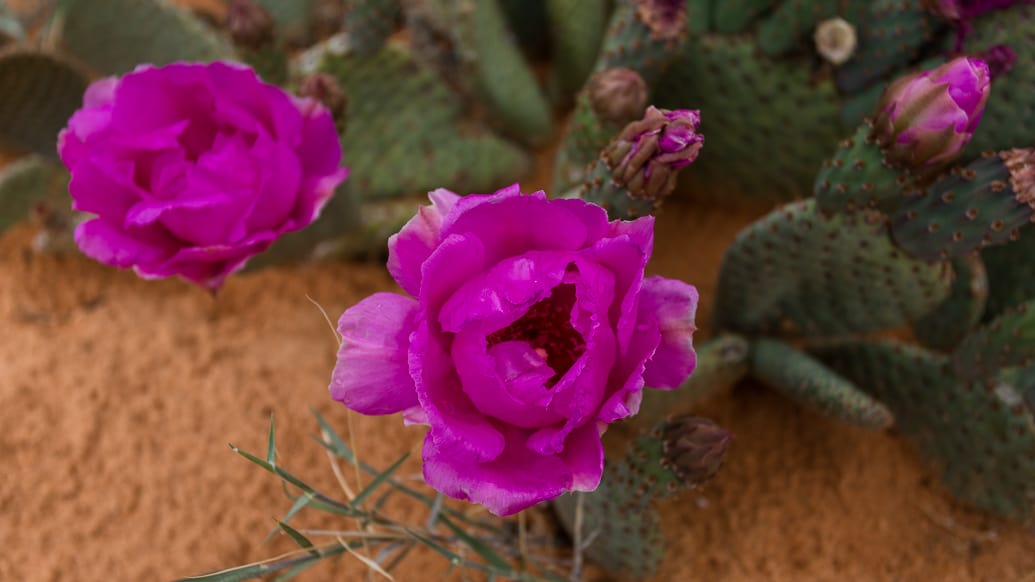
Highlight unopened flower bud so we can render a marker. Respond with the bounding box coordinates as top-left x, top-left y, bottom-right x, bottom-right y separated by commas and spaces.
874, 56, 990, 167
661, 416, 731, 485
227, 0, 275, 50
299, 73, 348, 130
588, 68, 648, 124
603, 106, 703, 202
